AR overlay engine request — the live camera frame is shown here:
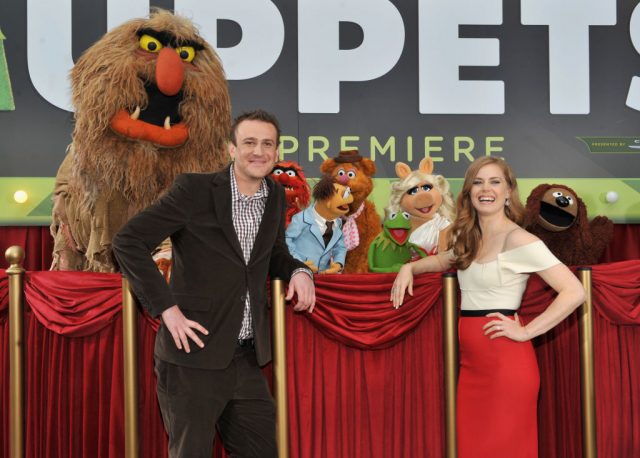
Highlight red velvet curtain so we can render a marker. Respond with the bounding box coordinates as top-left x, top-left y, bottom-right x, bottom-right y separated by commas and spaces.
591, 261, 640, 457
288, 273, 445, 457
0, 227, 54, 271
1, 224, 640, 457
2, 262, 640, 457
